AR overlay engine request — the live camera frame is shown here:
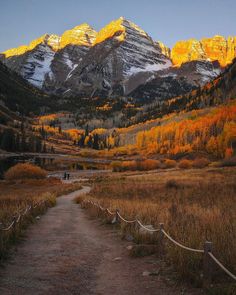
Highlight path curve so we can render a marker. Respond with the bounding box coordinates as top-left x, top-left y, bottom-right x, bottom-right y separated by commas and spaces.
0, 187, 202, 295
